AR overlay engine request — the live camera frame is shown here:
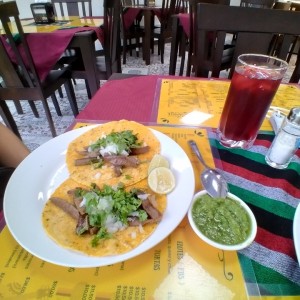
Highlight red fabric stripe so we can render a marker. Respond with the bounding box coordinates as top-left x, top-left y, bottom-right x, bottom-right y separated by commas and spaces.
256, 227, 296, 259
216, 158, 300, 199
253, 139, 272, 148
